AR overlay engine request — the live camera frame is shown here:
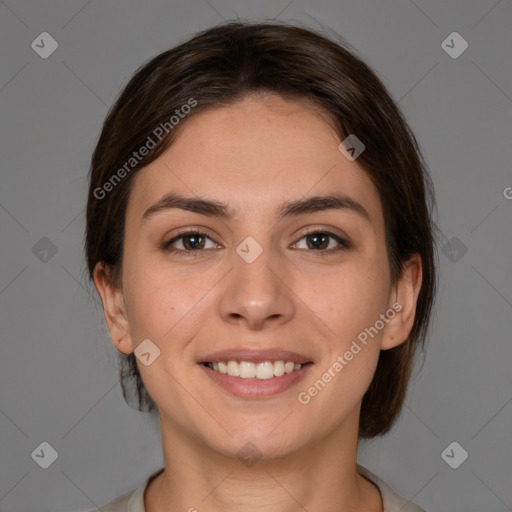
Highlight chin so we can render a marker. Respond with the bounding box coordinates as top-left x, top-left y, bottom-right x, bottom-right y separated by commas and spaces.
203, 419, 304, 461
